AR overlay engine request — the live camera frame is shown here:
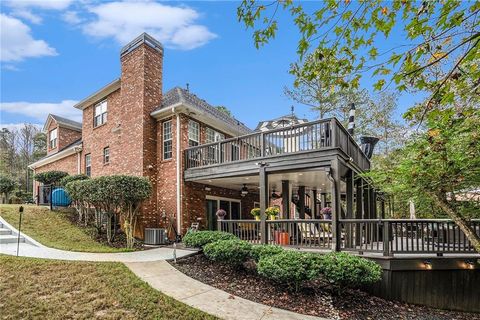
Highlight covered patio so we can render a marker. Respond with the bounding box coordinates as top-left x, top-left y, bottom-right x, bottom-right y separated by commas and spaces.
184, 118, 480, 257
